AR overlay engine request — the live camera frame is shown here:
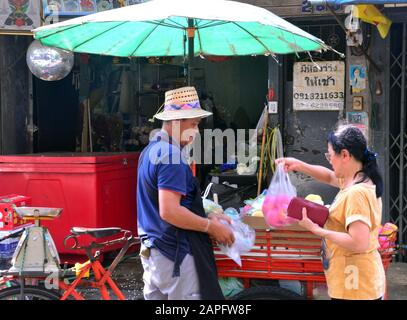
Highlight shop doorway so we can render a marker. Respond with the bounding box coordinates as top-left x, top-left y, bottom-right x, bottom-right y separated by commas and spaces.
33, 73, 79, 152
388, 22, 407, 261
